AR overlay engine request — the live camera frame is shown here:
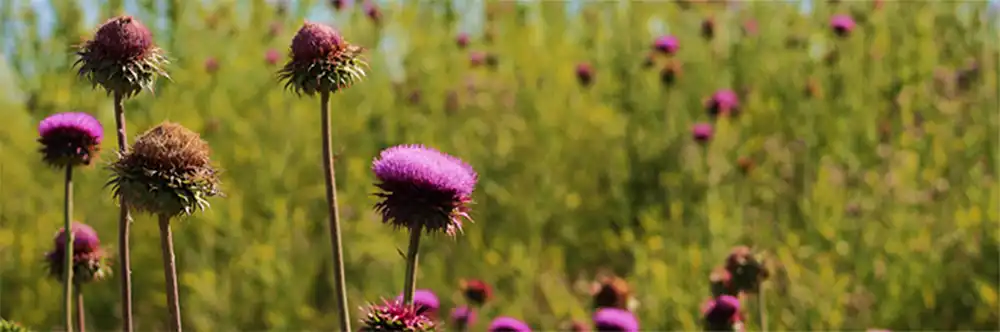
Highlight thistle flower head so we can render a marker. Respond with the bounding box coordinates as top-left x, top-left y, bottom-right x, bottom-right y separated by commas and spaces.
592, 308, 639, 332
724, 246, 769, 293
450, 306, 476, 328
470, 51, 487, 67
456, 33, 470, 48
591, 275, 630, 310
660, 60, 682, 87
265, 49, 281, 66
488, 317, 532, 332
359, 299, 436, 332
37, 112, 104, 168
460, 278, 493, 306
692, 123, 714, 143
74, 16, 168, 98
395, 289, 441, 320
706, 89, 740, 117
576, 63, 594, 87
278, 22, 366, 96
653, 35, 679, 55
45, 222, 111, 284
109, 122, 222, 218
701, 295, 742, 331
372, 144, 478, 235
830, 14, 856, 37
204, 57, 219, 73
